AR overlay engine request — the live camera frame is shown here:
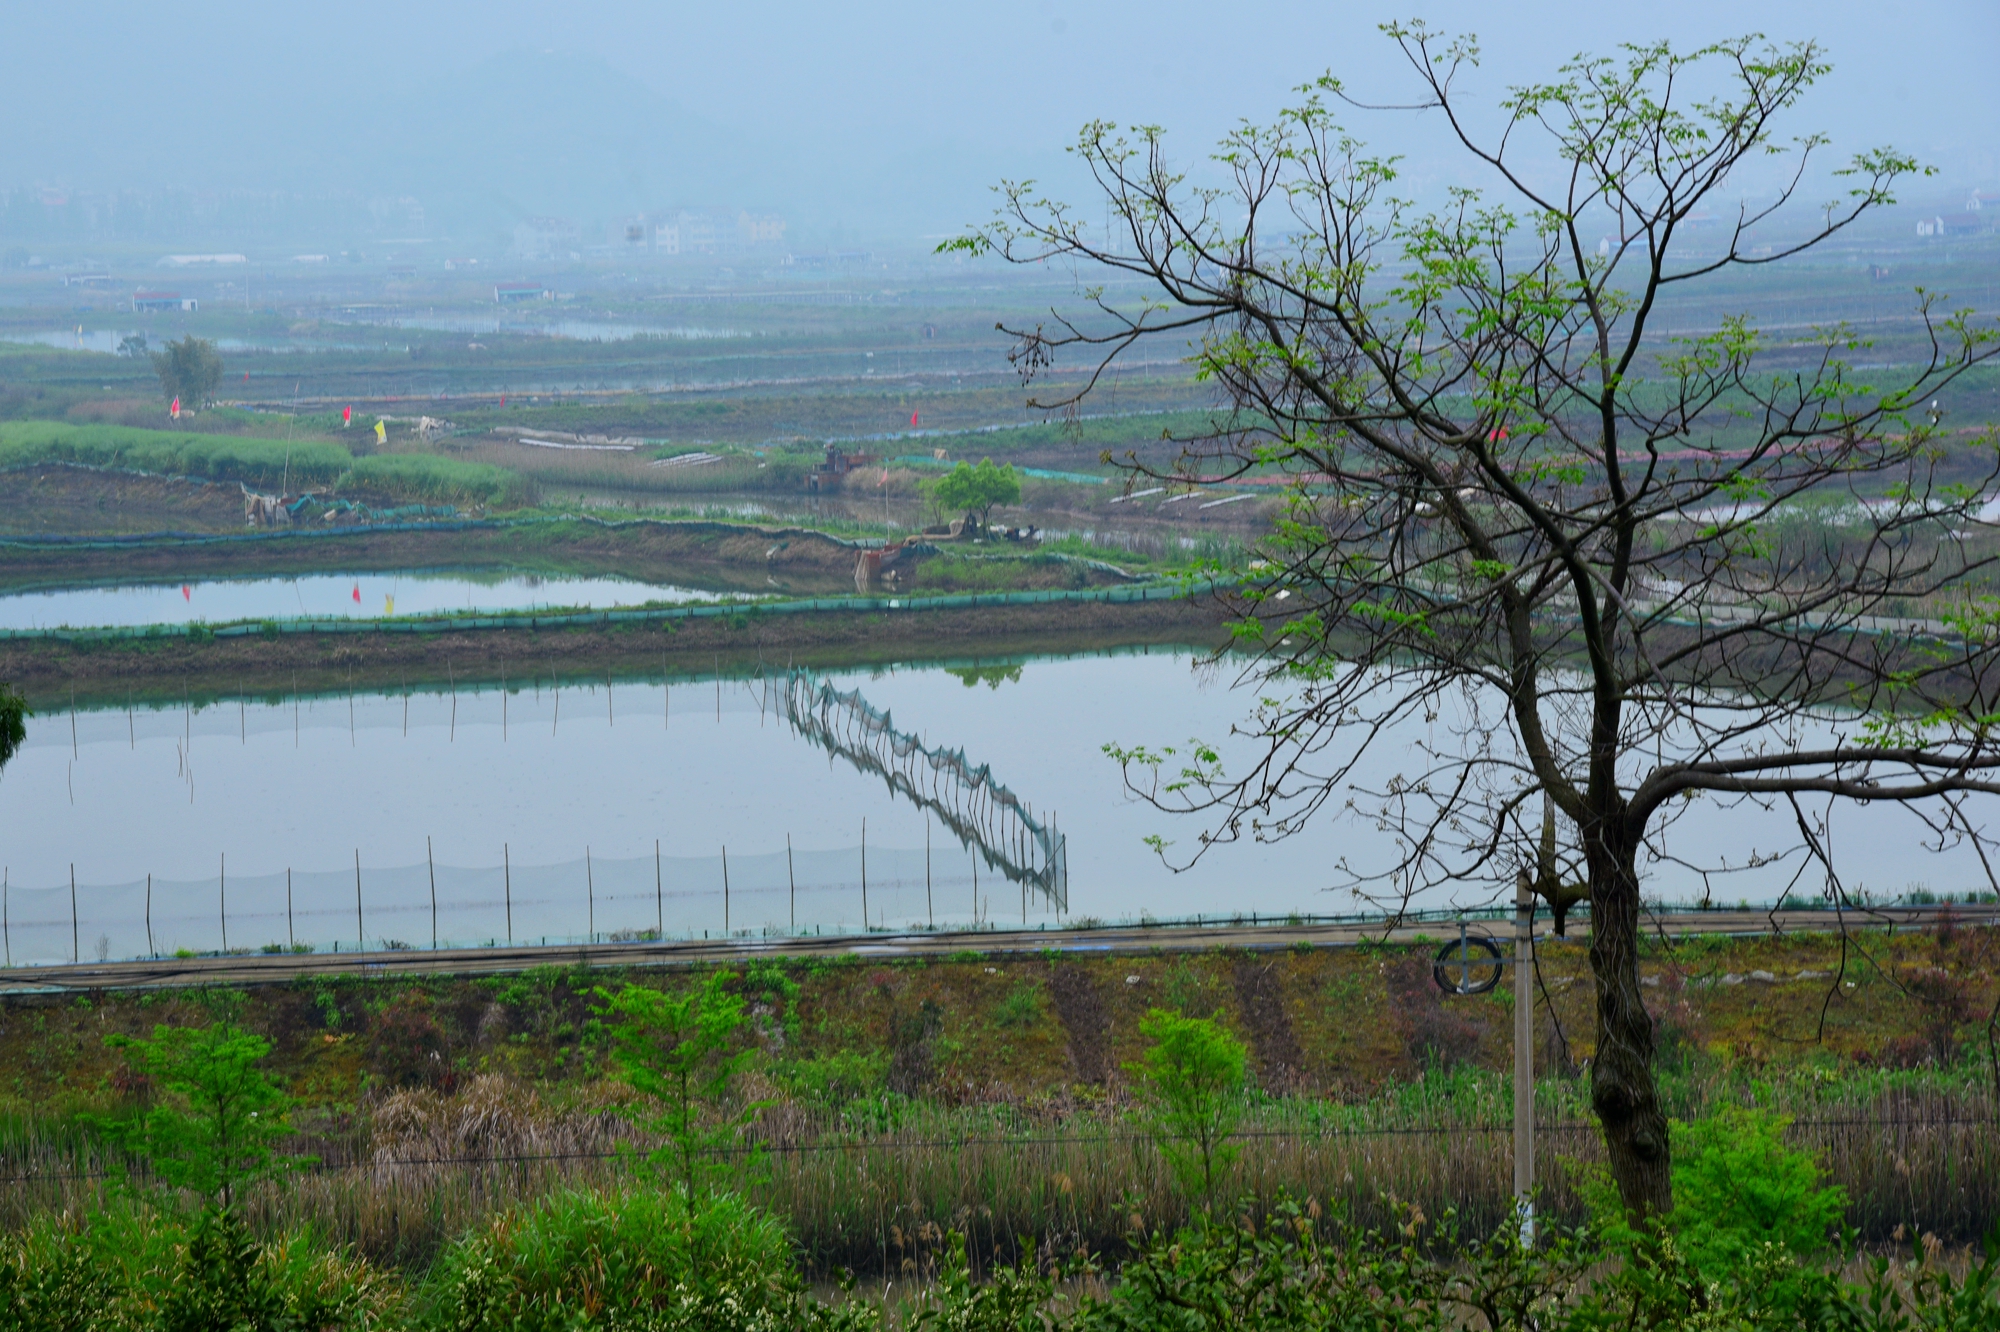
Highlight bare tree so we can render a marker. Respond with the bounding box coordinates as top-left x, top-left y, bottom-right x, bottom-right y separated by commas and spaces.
954, 25, 2000, 1216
